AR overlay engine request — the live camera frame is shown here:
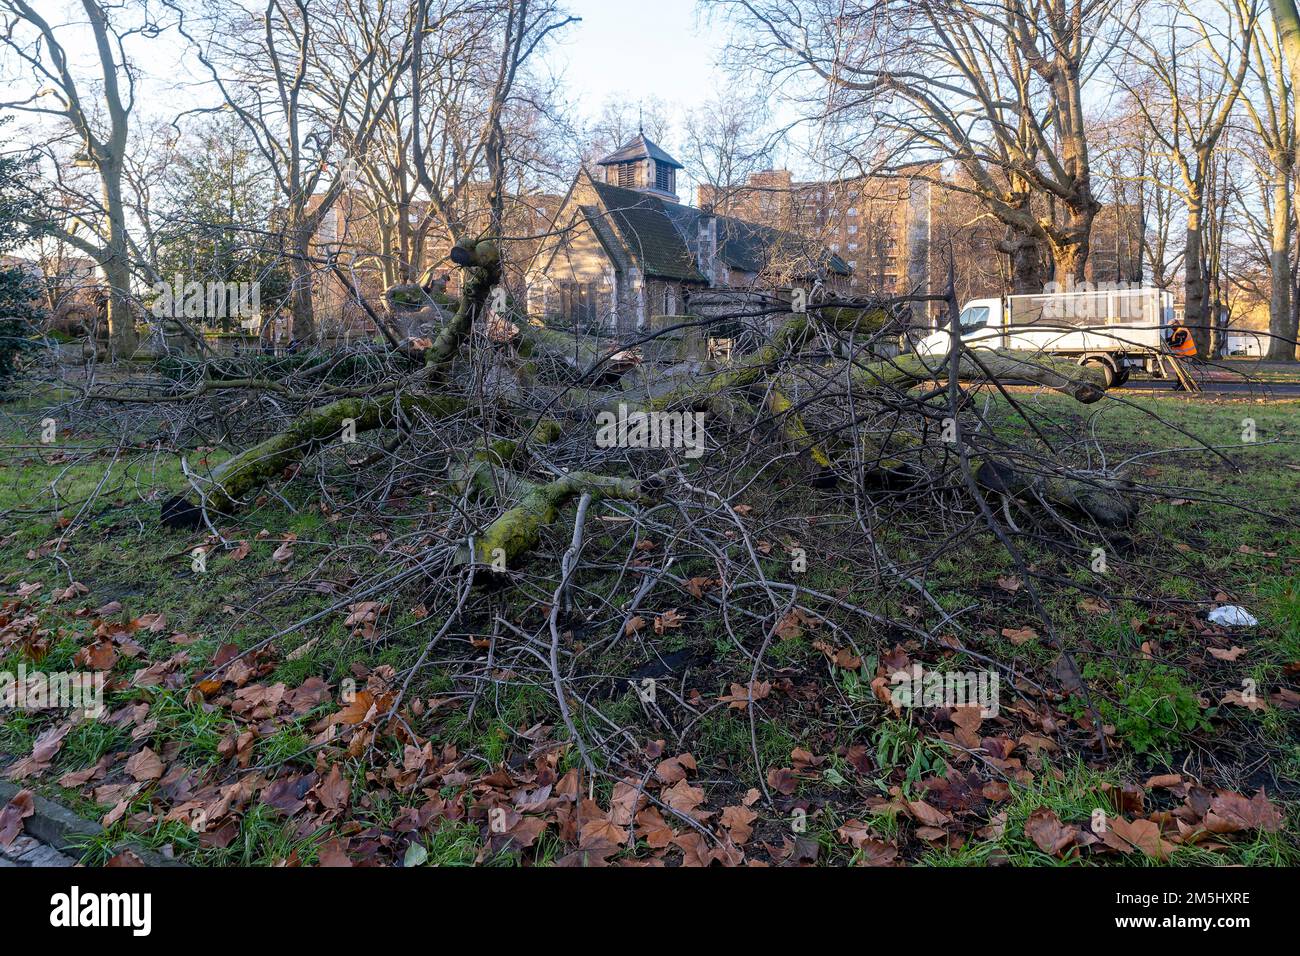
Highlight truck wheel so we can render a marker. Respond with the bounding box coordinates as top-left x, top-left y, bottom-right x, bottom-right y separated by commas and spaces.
1081, 355, 1118, 388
